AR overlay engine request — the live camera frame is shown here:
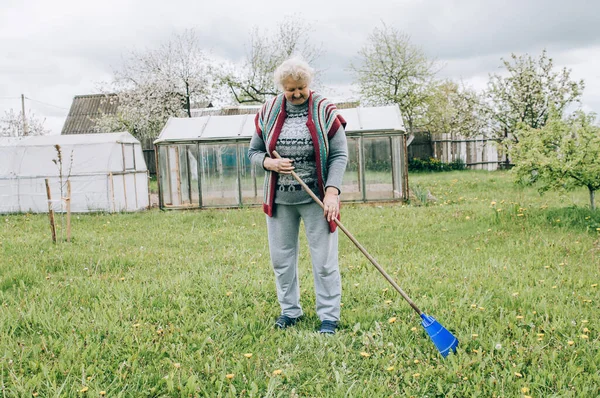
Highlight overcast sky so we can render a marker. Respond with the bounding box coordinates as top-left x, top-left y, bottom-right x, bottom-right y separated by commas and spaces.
1, 0, 599, 135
